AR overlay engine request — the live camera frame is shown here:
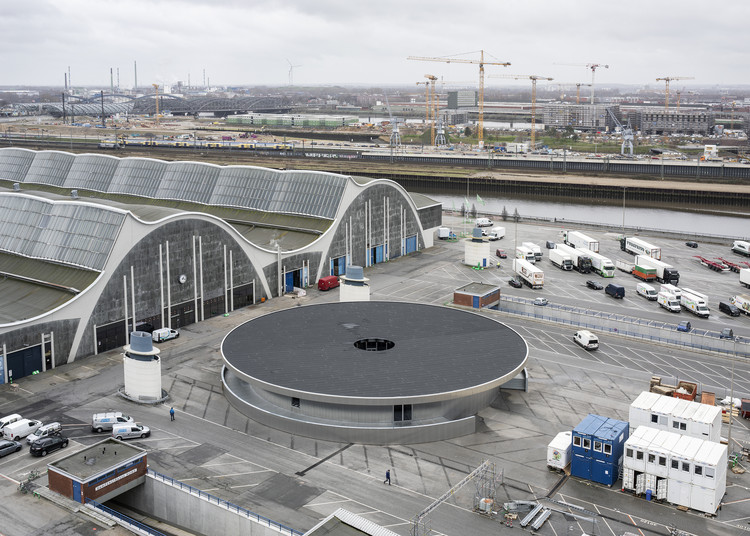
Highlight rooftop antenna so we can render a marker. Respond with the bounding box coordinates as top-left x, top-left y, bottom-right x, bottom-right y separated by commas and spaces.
287, 59, 303, 86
